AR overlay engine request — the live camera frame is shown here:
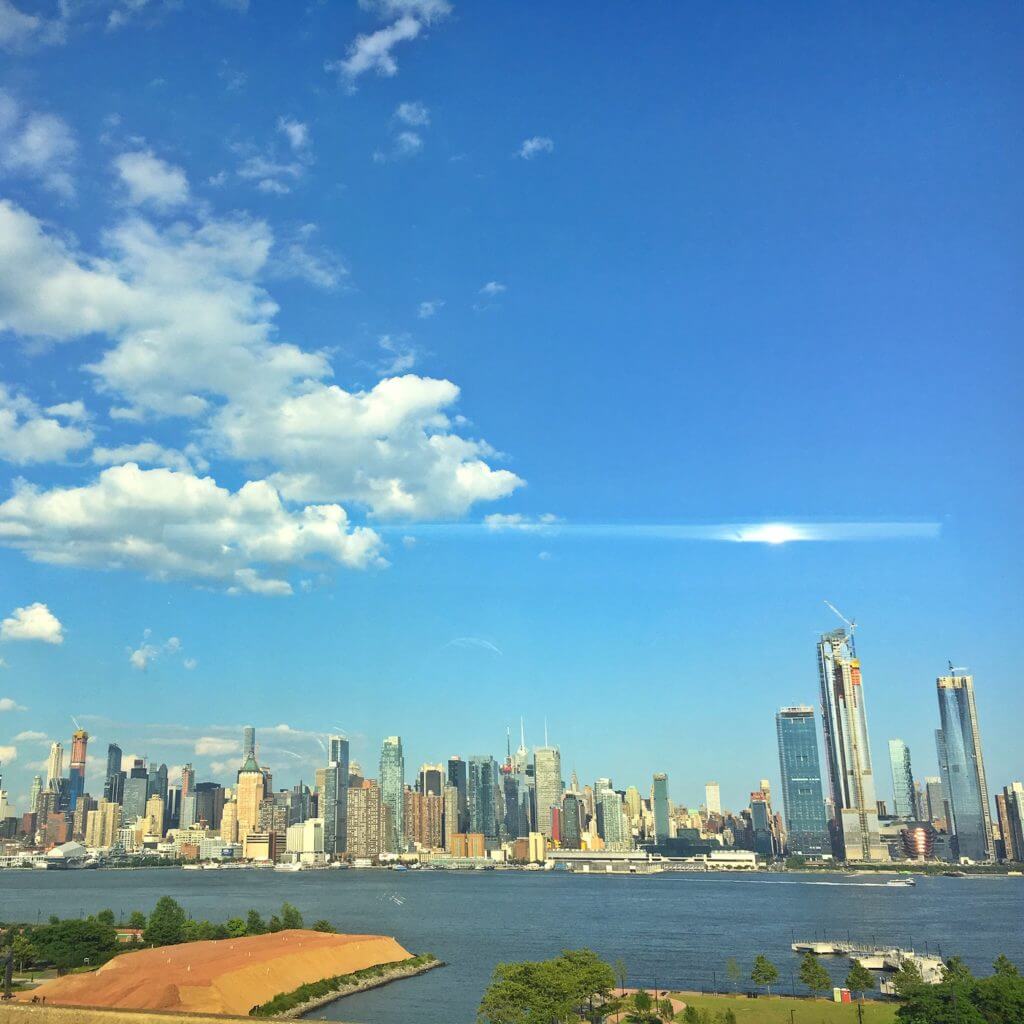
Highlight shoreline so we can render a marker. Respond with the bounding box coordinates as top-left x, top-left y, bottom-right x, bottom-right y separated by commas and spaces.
277, 958, 444, 1019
